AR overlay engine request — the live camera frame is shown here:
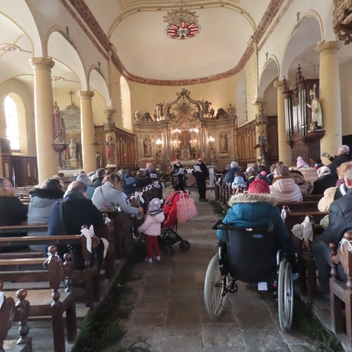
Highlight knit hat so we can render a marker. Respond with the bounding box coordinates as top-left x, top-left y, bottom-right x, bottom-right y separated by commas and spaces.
146, 162, 152, 166
317, 166, 331, 177
256, 170, 268, 182
296, 156, 307, 168
230, 161, 238, 169
197, 158, 204, 162
124, 174, 136, 185
248, 179, 270, 194
232, 176, 247, 188
148, 198, 162, 212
